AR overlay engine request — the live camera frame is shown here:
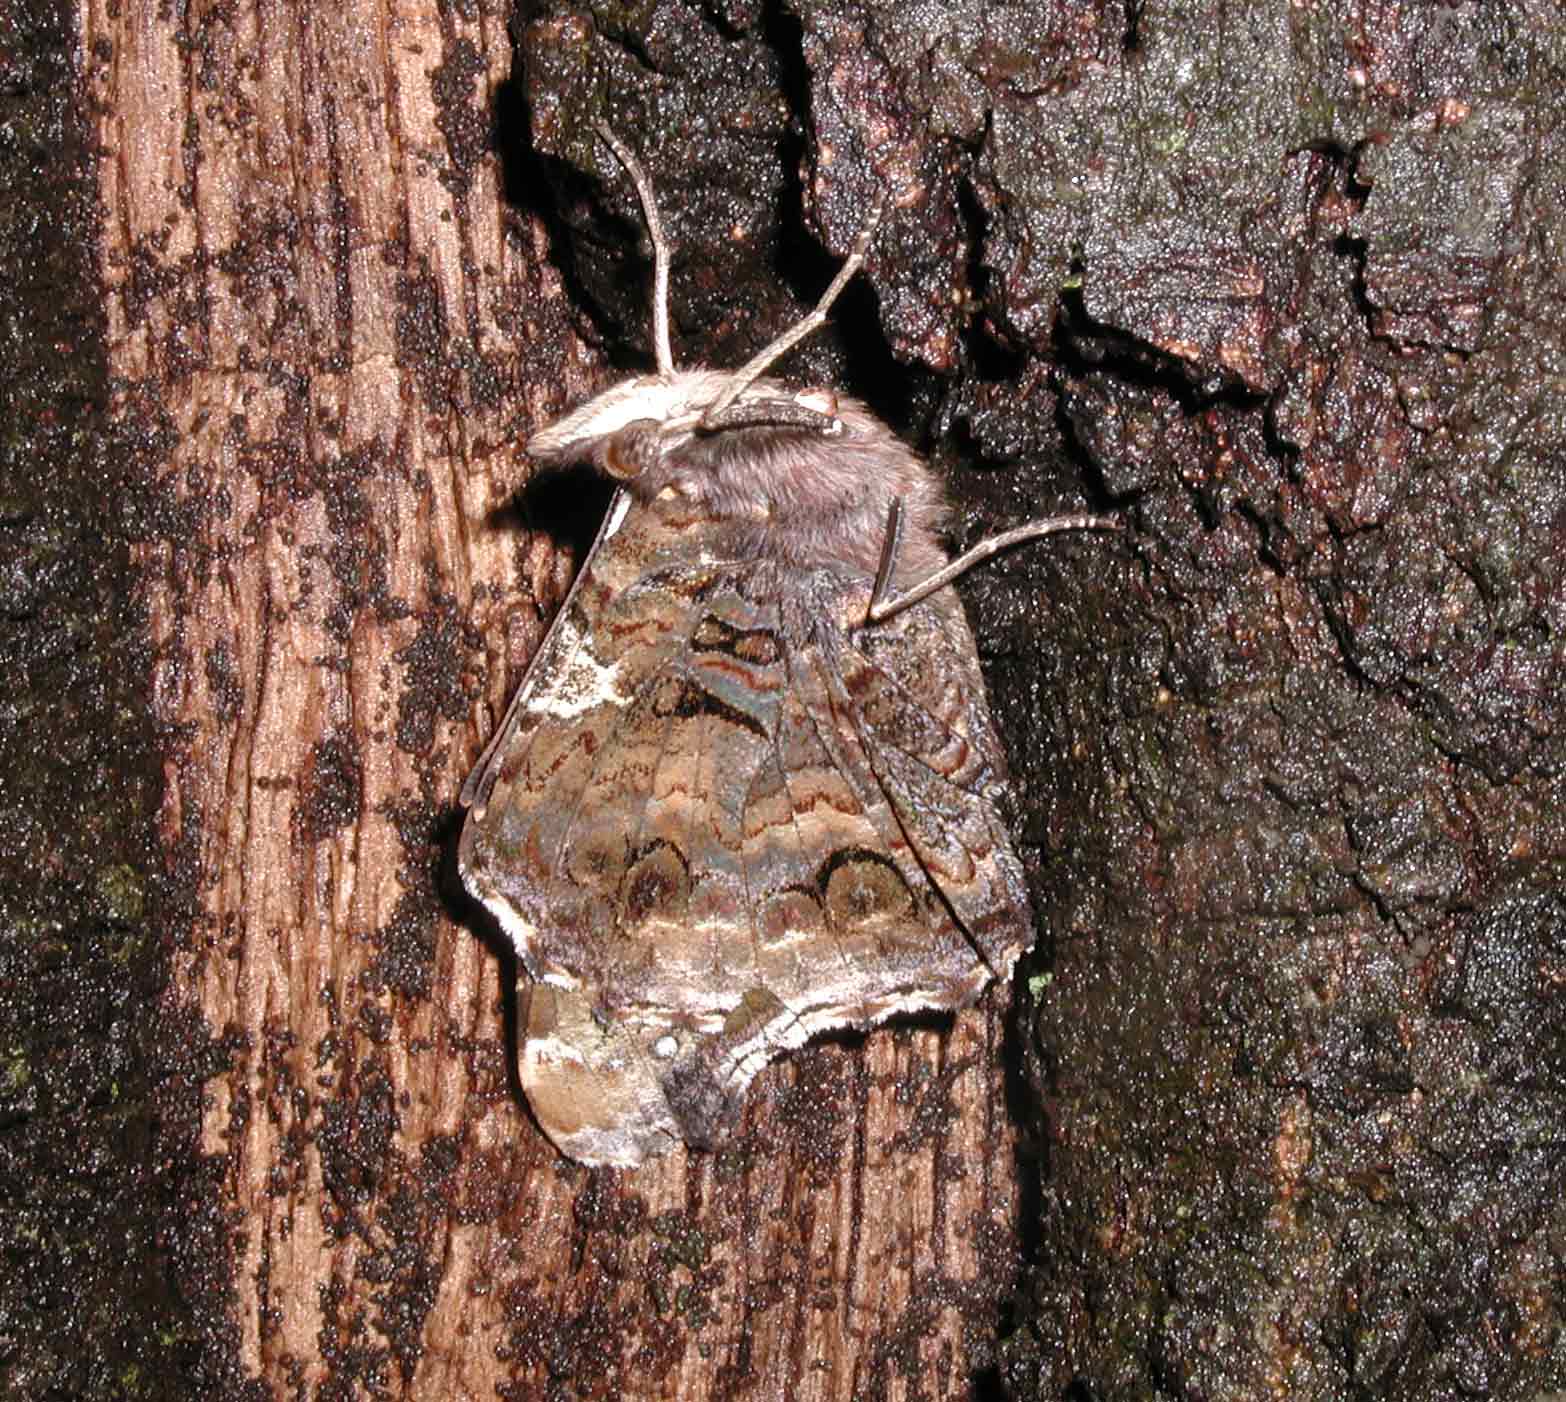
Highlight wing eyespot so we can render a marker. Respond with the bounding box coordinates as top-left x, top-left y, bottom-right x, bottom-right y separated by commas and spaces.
621, 840, 692, 929
817, 845, 918, 929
